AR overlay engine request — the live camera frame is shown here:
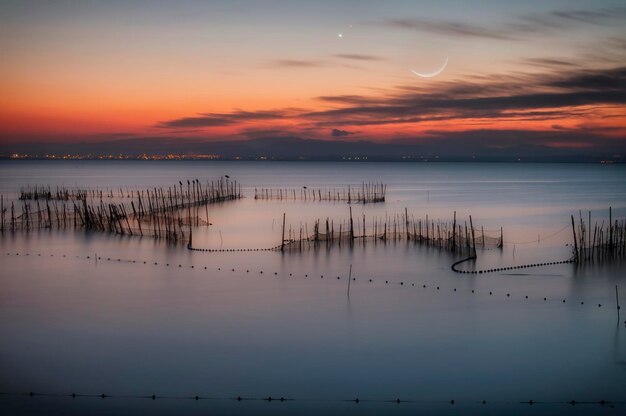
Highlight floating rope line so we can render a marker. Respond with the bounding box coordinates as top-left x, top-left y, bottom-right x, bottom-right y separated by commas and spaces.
451, 255, 576, 274
0, 391, 621, 408
2, 251, 612, 309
